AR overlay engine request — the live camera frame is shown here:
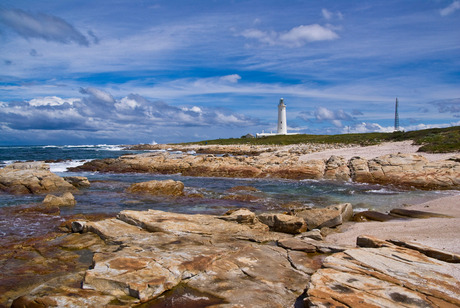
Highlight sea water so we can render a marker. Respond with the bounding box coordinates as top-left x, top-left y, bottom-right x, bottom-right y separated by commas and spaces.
0, 144, 456, 217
